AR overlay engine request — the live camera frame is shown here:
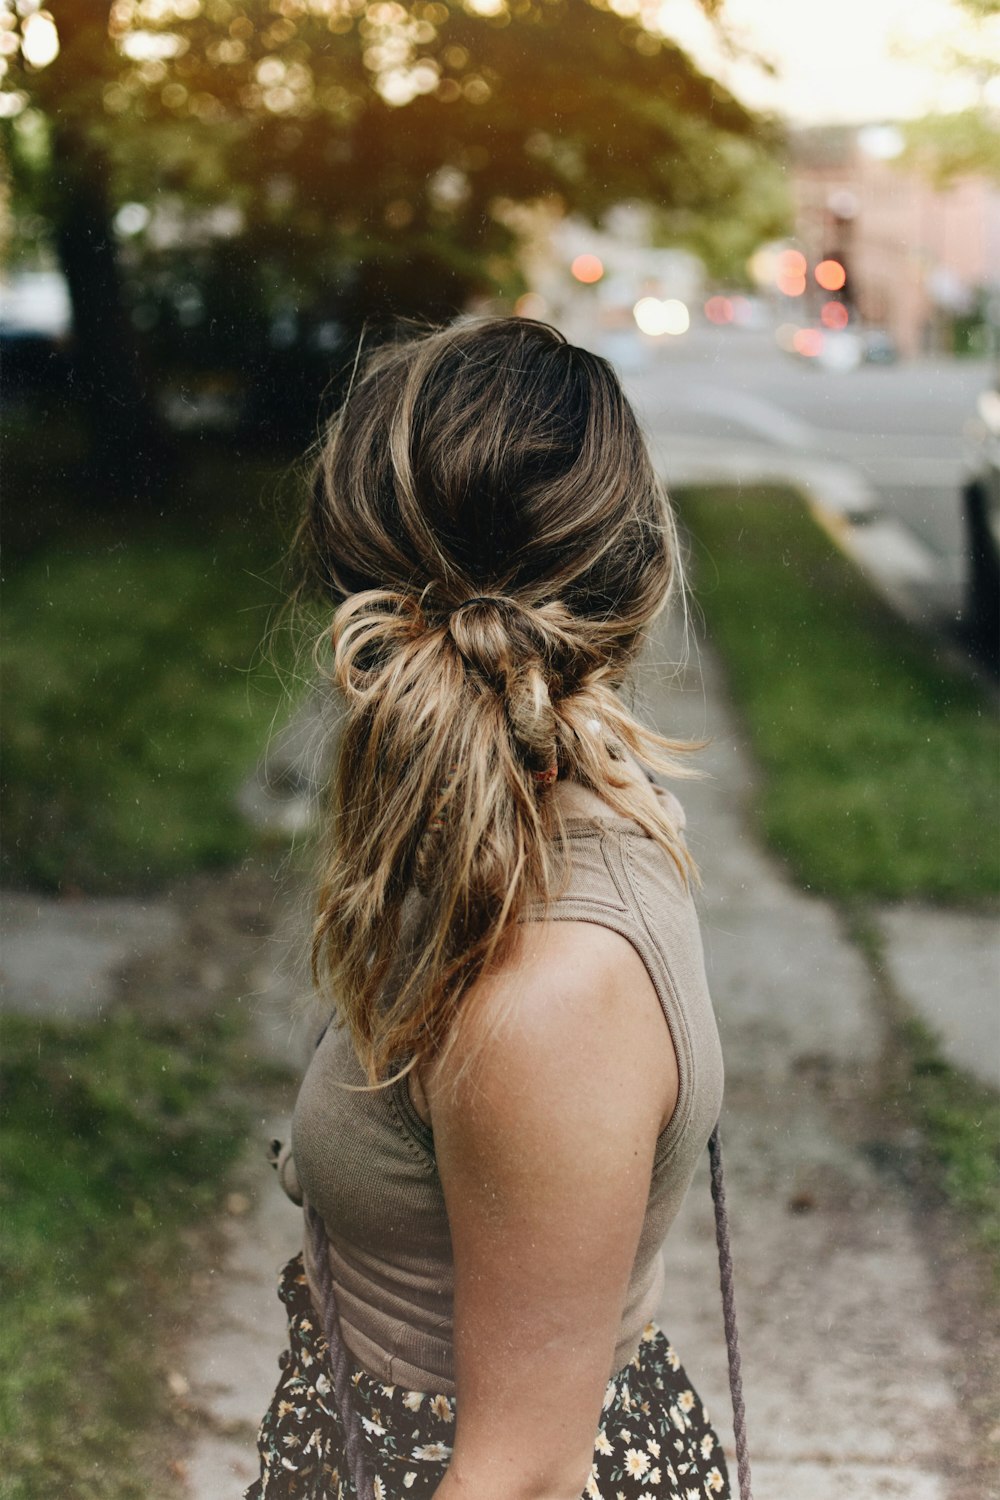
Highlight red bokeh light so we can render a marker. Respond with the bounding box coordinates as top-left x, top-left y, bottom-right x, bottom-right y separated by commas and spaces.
776, 272, 807, 297
571, 254, 604, 284
704, 296, 734, 324
820, 301, 849, 330
777, 249, 807, 278
815, 258, 847, 292
792, 327, 824, 357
